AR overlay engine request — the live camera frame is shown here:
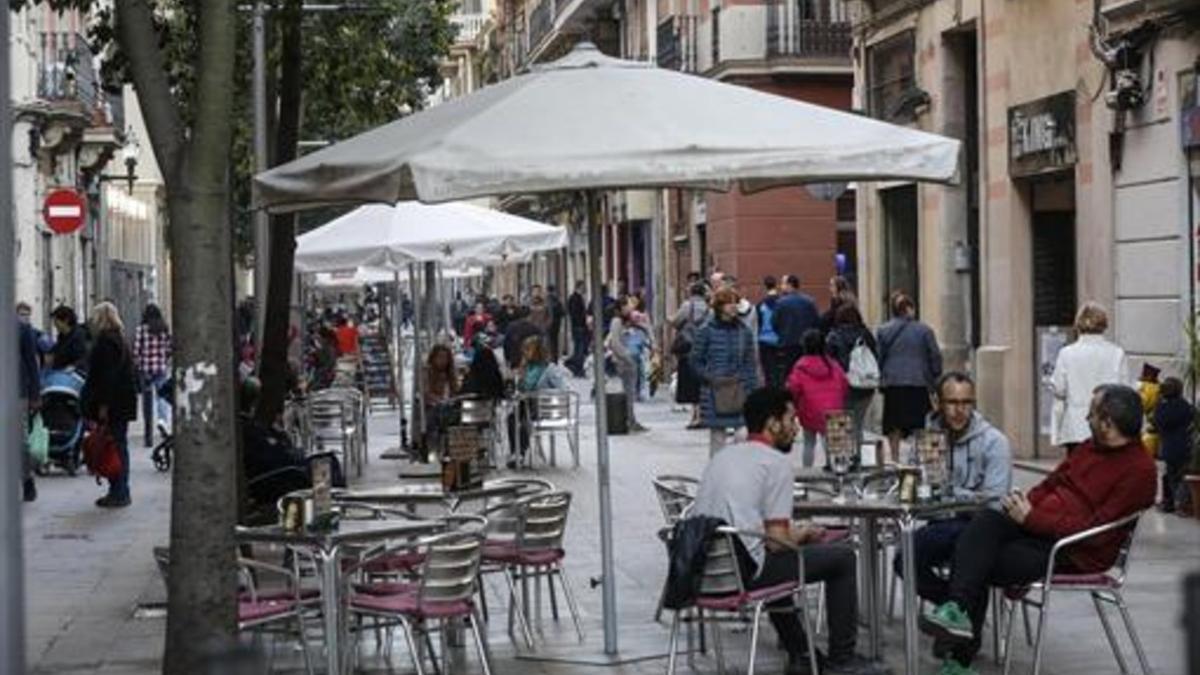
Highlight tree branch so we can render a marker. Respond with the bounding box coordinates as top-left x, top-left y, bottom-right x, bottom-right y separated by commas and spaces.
113, 0, 185, 185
